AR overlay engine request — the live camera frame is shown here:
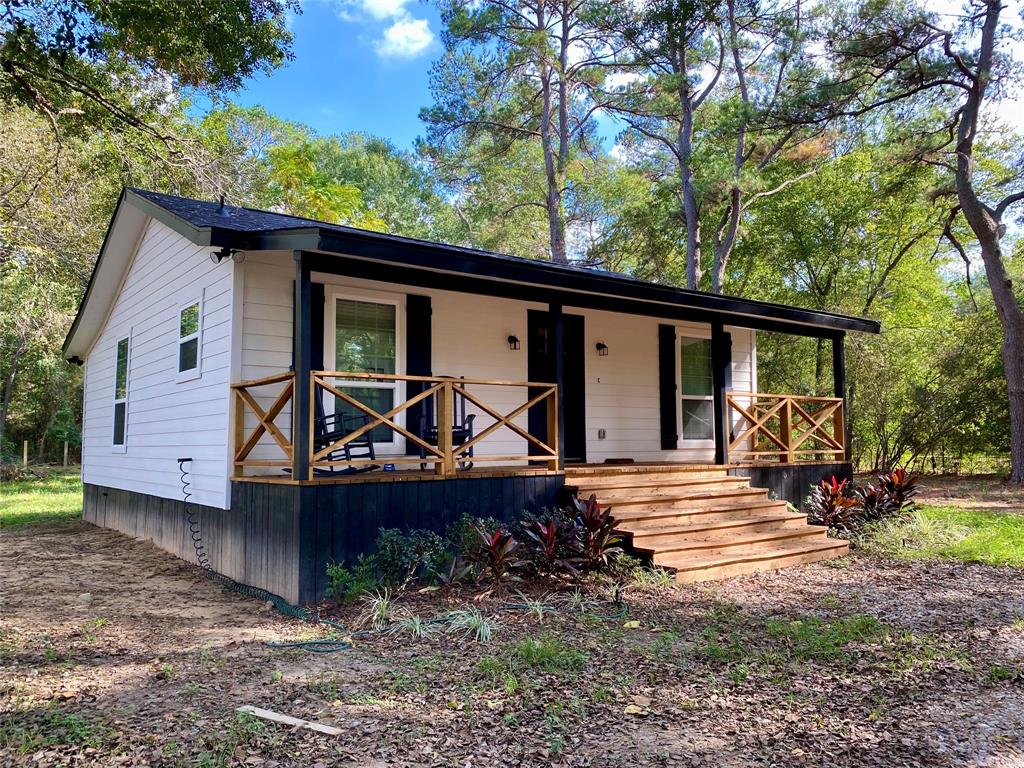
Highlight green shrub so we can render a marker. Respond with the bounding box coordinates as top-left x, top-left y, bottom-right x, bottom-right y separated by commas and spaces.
324, 555, 376, 603
374, 528, 448, 587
